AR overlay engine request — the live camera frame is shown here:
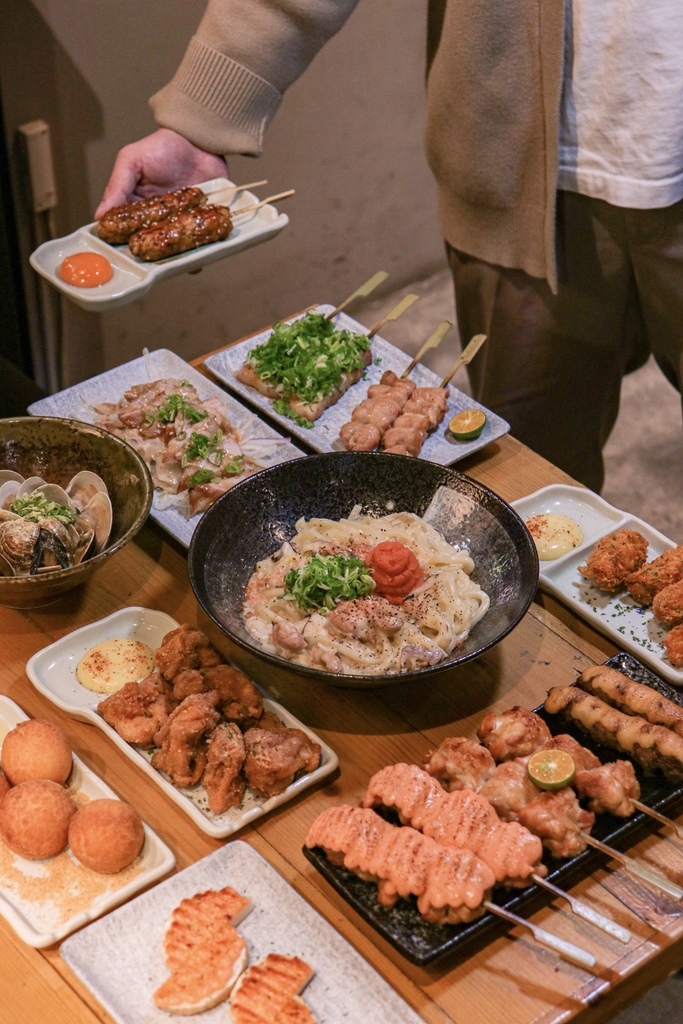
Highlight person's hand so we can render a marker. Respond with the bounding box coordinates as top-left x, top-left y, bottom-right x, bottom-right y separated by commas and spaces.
94, 128, 228, 218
